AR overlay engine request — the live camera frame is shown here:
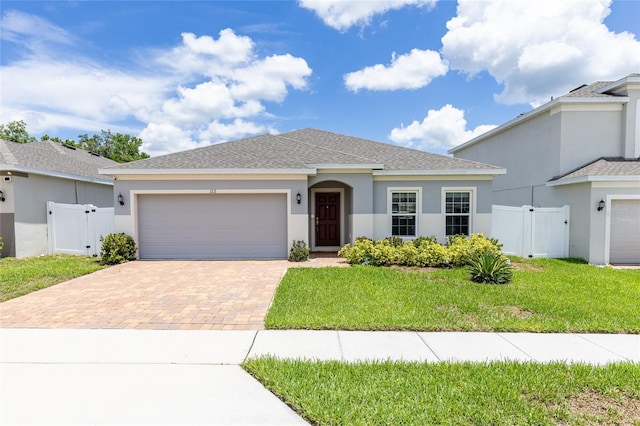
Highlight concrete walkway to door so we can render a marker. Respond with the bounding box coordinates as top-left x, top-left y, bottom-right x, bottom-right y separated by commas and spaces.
0, 257, 346, 330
